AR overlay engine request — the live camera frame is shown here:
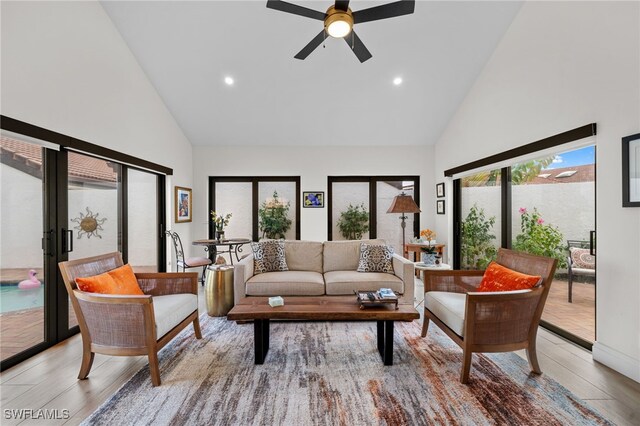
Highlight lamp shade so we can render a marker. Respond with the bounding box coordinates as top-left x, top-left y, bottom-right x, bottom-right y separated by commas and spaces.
387, 193, 421, 214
